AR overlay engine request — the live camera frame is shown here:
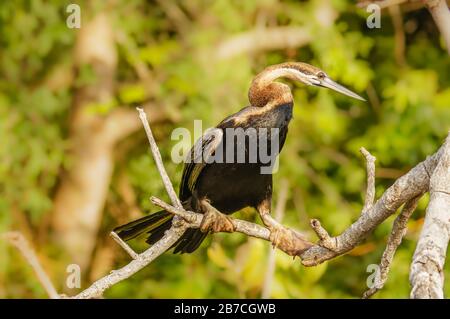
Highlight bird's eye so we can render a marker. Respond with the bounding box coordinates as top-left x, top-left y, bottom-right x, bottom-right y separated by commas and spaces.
317, 72, 326, 79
